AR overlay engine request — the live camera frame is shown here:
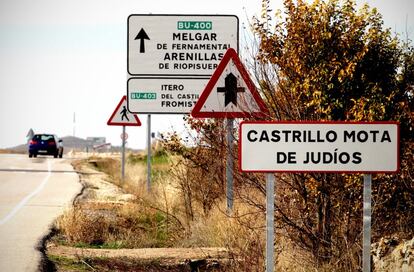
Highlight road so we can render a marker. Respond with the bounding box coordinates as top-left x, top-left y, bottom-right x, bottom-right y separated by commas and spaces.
0, 154, 81, 272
